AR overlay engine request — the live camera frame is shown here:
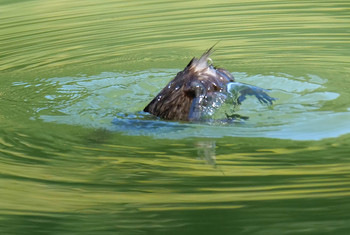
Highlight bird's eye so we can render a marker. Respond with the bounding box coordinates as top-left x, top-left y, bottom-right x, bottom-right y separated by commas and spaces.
211, 82, 220, 91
